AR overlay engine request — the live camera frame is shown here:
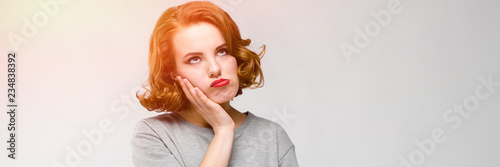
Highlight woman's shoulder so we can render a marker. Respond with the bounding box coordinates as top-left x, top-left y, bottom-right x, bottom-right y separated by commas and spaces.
246, 112, 283, 129
141, 112, 179, 122
134, 112, 185, 133
241, 112, 296, 161
244, 112, 291, 139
